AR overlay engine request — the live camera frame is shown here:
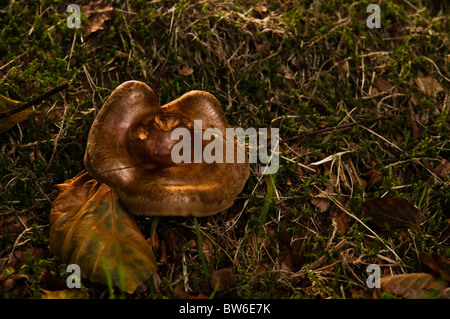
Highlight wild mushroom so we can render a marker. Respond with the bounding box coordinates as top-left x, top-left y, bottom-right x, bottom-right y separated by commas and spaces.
84, 80, 249, 217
